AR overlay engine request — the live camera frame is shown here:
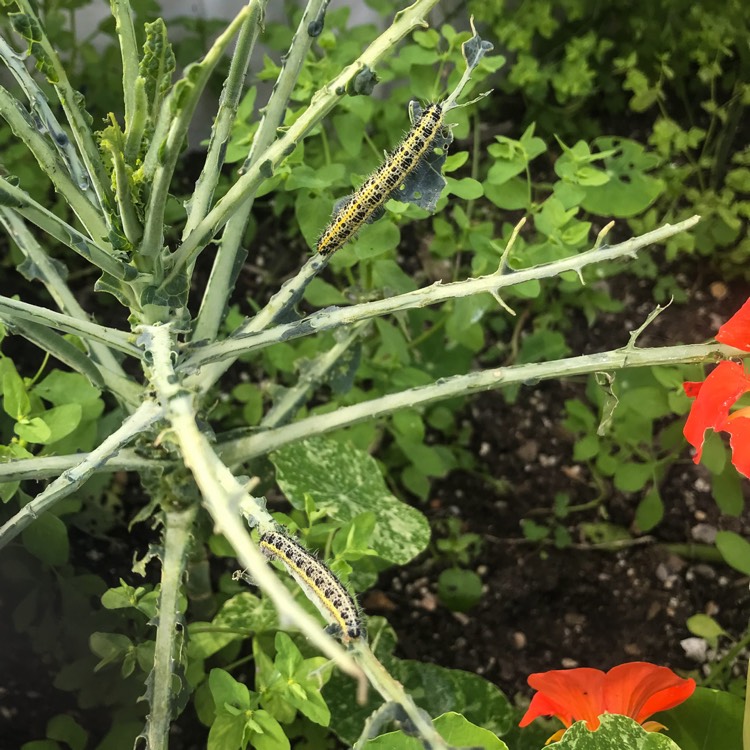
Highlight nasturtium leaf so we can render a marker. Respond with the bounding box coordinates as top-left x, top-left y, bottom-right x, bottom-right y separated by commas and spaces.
715, 530, 750, 575
551, 714, 680, 748
21, 512, 69, 565
655, 687, 743, 750
365, 711, 508, 749
272, 437, 429, 564
325, 619, 512, 745
438, 568, 483, 611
